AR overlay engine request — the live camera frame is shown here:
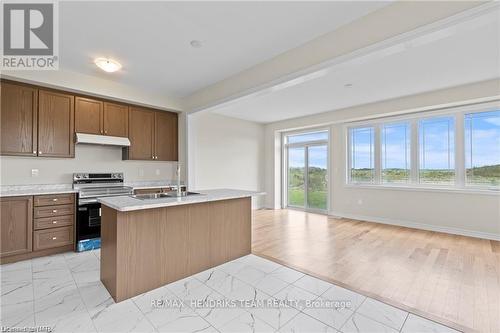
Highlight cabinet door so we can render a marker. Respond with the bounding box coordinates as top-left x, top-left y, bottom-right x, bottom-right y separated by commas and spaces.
1, 82, 38, 156
38, 90, 75, 157
0, 196, 33, 258
75, 97, 103, 135
155, 111, 178, 161
103, 102, 128, 137
127, 107, 154, 160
